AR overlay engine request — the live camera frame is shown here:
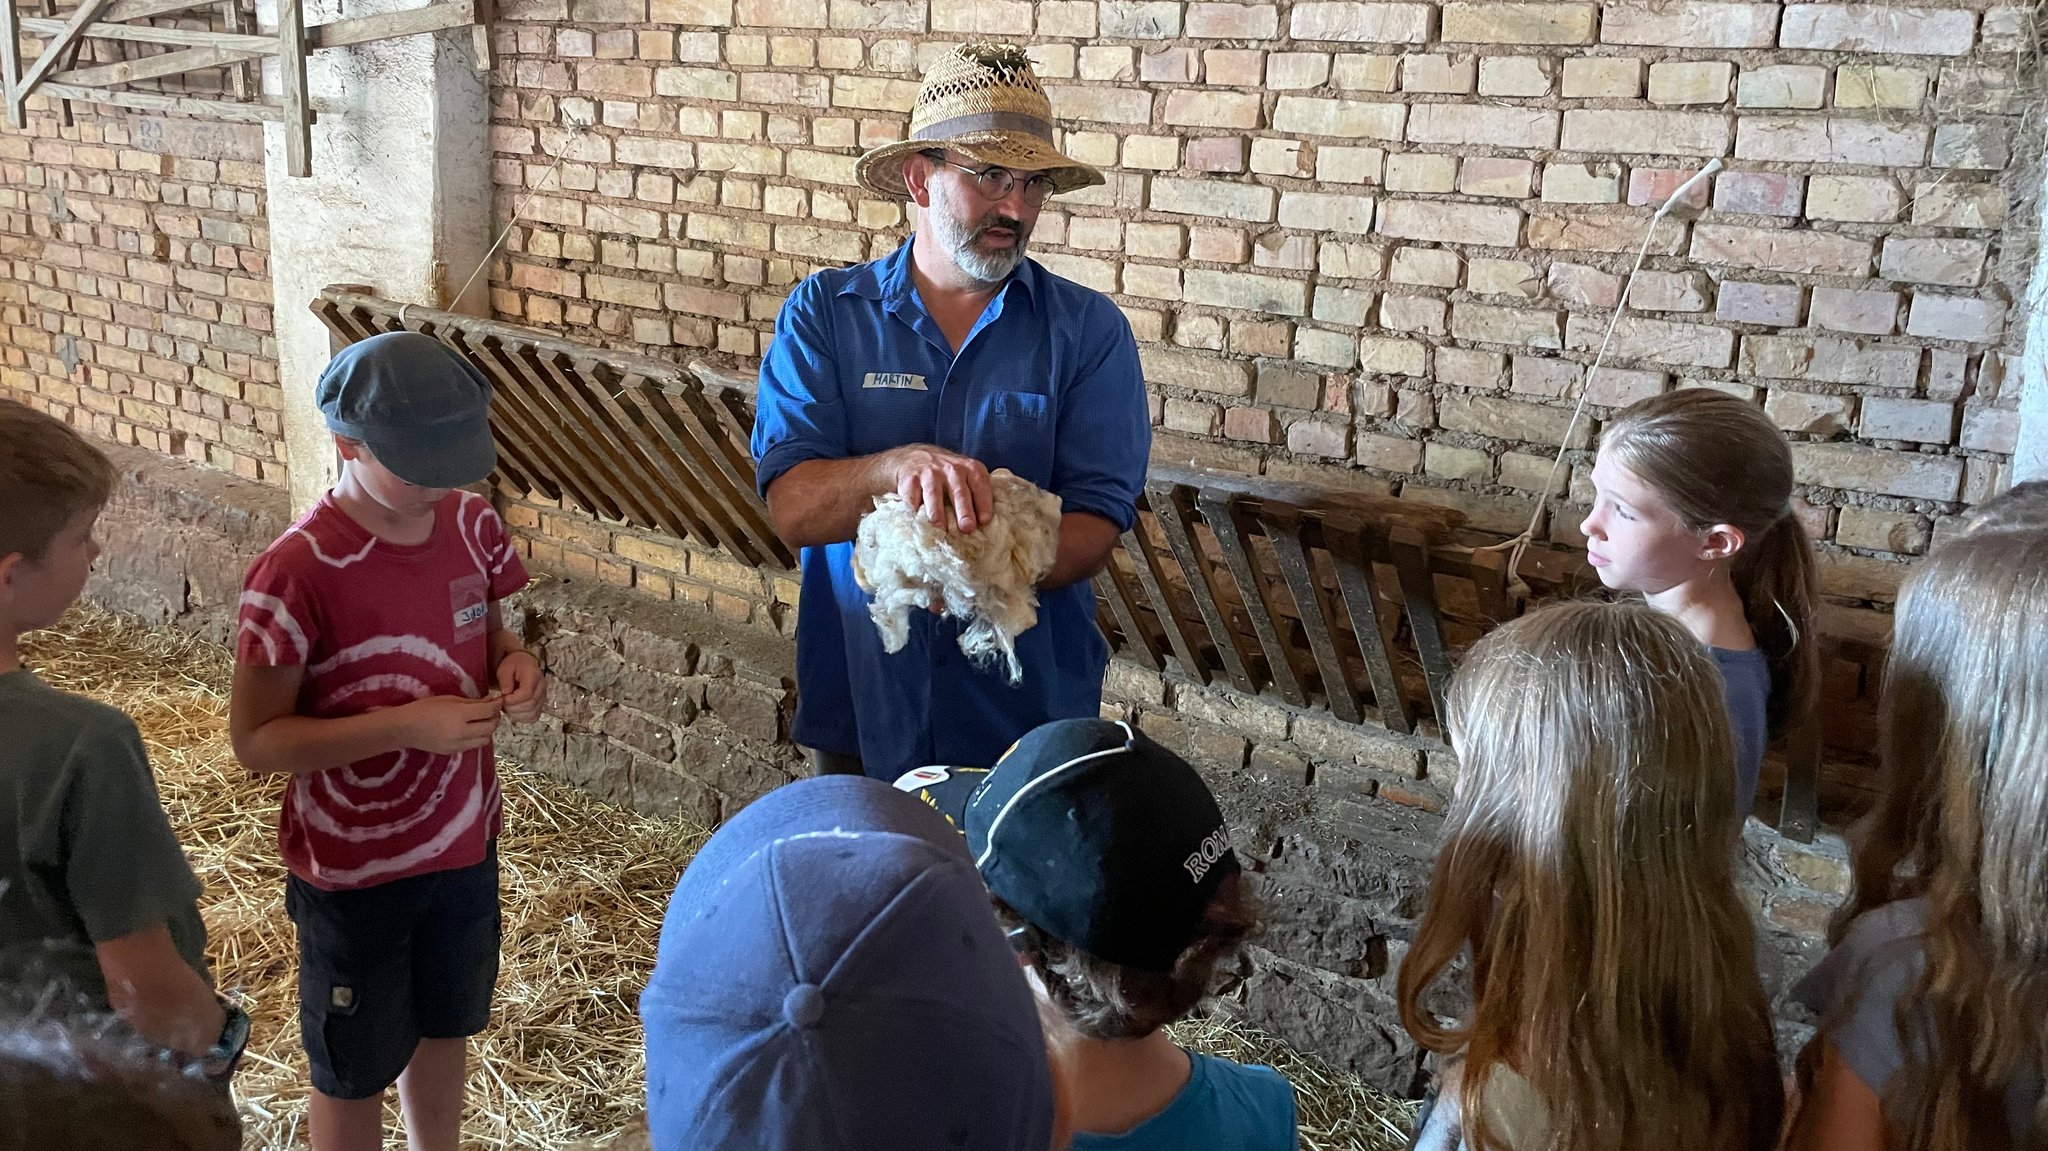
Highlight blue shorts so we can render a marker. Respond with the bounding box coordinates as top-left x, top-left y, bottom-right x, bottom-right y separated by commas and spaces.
286, 844, 501, 1100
